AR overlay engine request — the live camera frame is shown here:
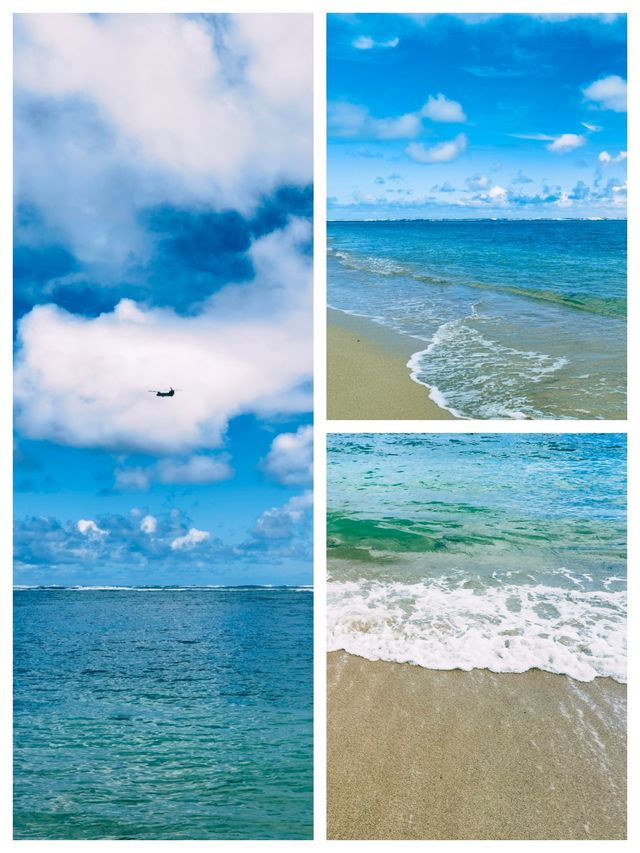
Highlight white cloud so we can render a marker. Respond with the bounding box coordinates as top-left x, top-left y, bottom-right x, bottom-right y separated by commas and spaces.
374, 114, 422, 139
406, 134, 467, 164
115, 467, 151, 491
14, 14, 312, 217
581, 121, 602, 132
262, 425, 313, 486
546, 133, 586, 153
170, 527, 210, 550
488, 185, 507, 200
509, 131, 589, 154
328, 93, 465, 140
353, 36, 399, 50
253, 491, 313, 540
583, 75, 627, 113
77, 519, 107, 536
328, 102, 421, 140
14, 220, 313, 454
421, 93, 466, 123
156, 455, 233, 485
599, 150, 627, 164
140, 515, 157, 534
